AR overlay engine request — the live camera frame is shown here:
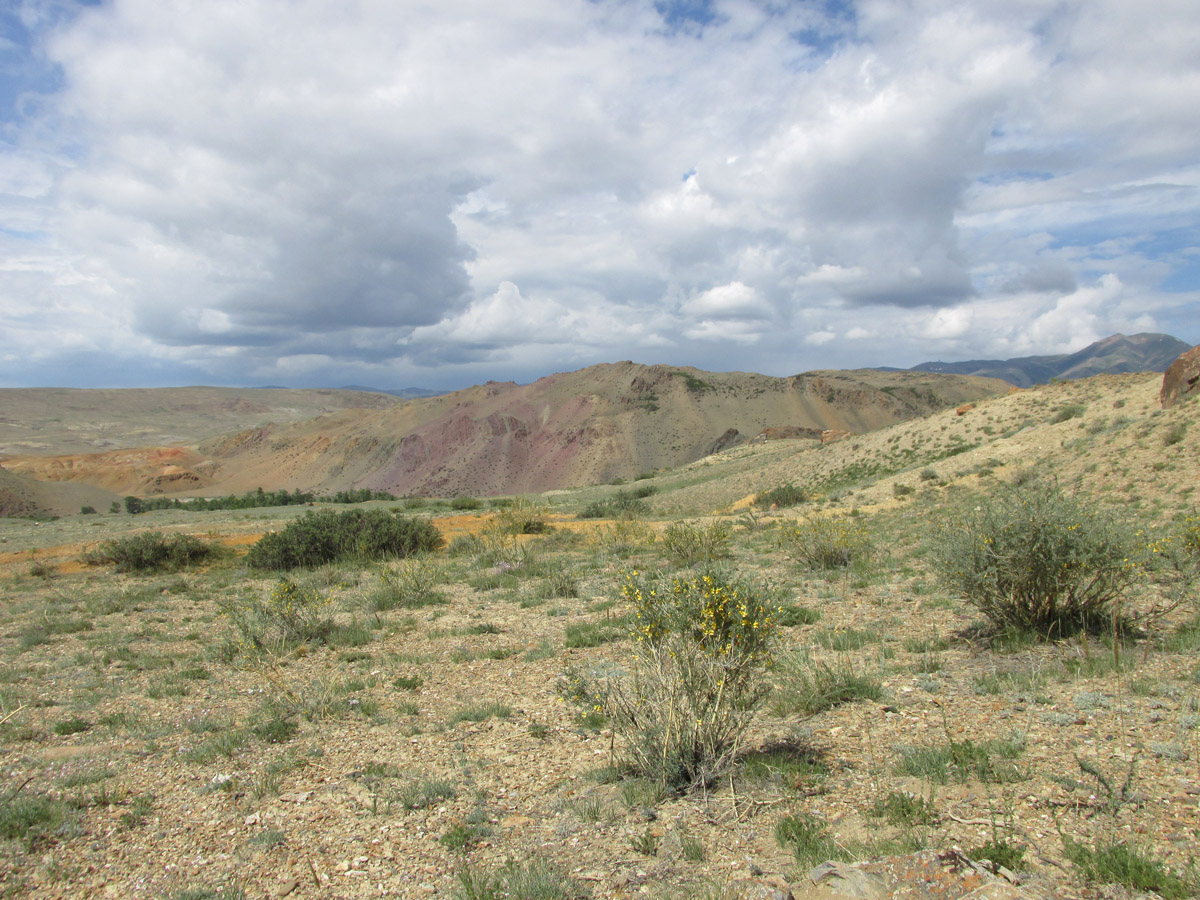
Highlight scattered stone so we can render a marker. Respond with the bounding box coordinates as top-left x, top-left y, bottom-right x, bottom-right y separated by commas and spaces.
276, 878, 299, 897
956, 403, 976, 415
